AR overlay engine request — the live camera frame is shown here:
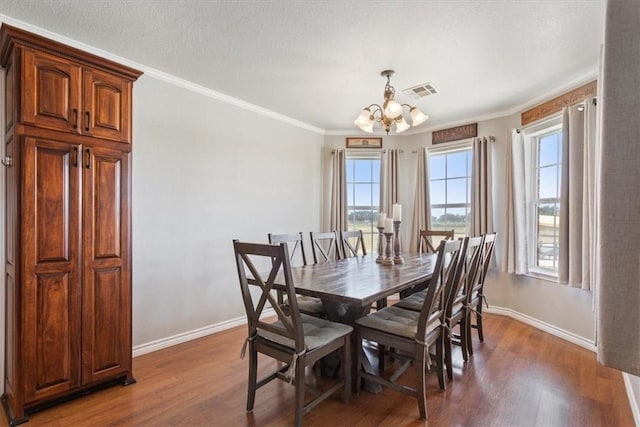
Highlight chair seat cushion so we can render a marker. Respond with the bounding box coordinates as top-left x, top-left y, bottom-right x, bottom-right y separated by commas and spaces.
258, 313, 352, 350
355, 305, 440, 339
394, 289, 427, 311
285, 295, 324, 314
